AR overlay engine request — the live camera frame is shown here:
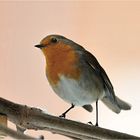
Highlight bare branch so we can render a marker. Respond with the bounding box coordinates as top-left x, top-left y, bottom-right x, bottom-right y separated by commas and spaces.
0, 97, 139, 140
